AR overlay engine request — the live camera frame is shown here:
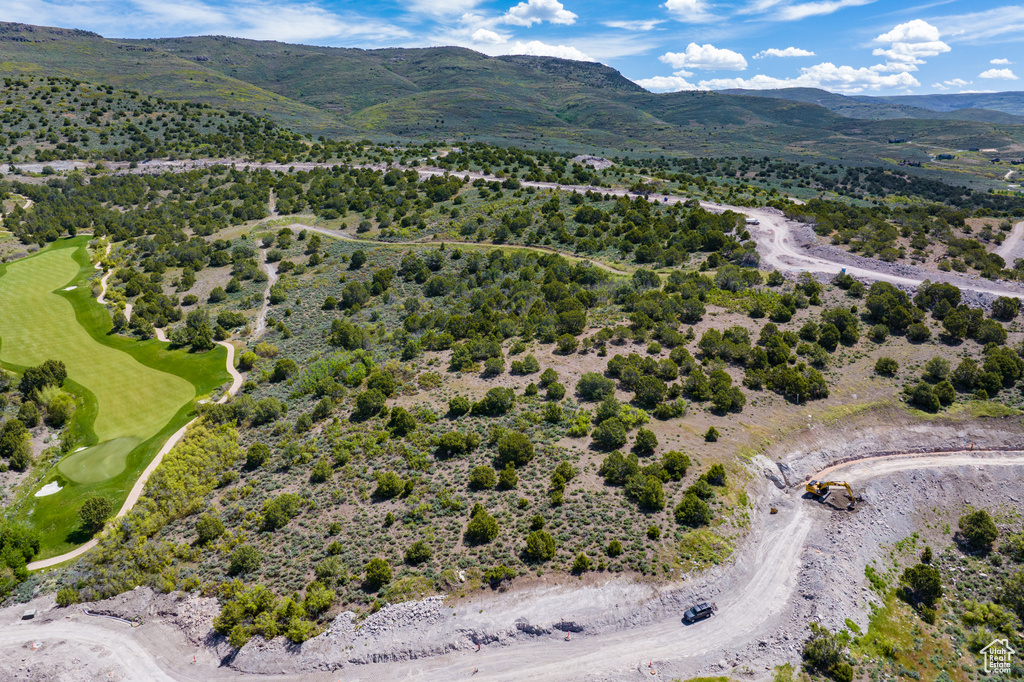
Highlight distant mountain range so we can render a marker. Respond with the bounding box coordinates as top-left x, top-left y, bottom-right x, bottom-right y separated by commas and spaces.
1, 21, 1022, 167
720, 87, 1024, 123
